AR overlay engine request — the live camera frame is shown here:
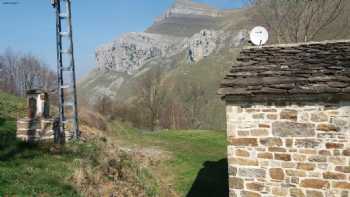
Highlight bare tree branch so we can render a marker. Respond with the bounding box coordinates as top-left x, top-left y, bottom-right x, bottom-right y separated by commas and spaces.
0, 49, 56, 96
249, 0, 349, 43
